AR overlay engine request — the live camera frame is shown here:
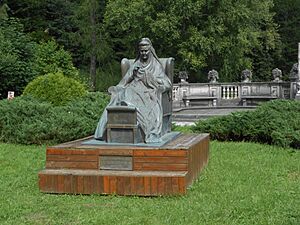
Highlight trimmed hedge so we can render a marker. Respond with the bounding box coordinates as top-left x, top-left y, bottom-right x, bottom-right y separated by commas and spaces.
192, 100, 300, 149
0, 92, 109, 145
23, 72, 87, 106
